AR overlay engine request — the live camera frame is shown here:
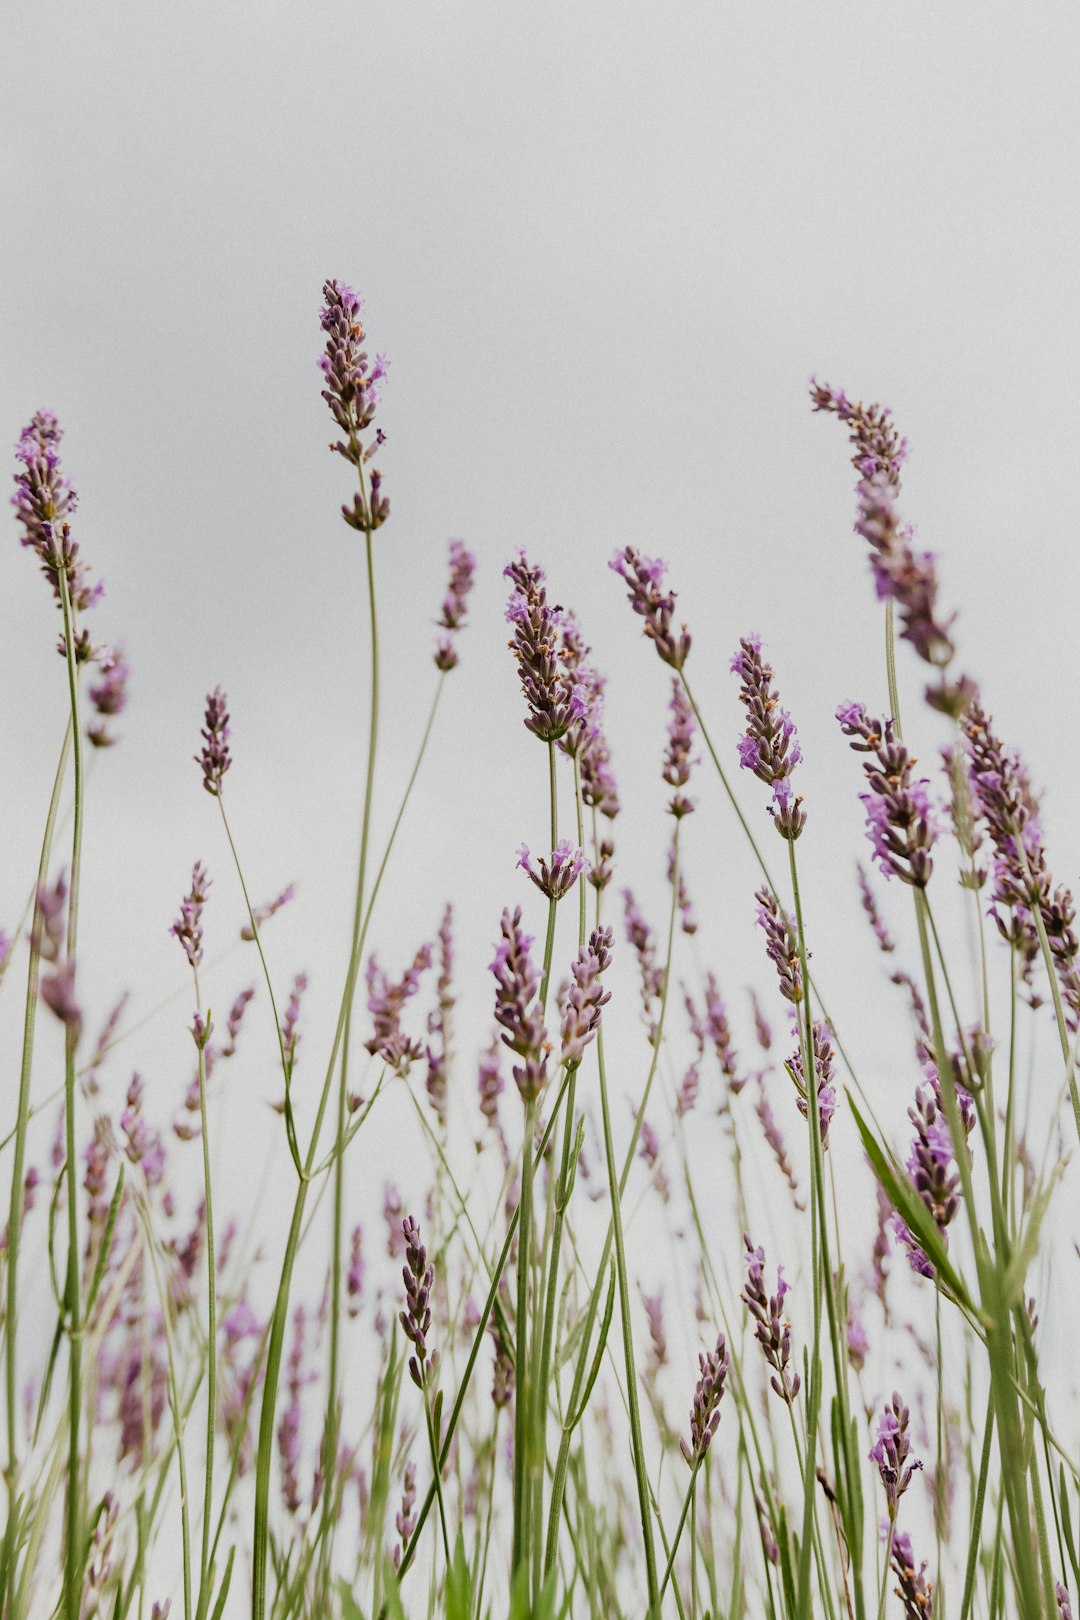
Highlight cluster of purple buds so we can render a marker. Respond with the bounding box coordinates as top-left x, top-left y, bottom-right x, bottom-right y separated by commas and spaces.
504, 552, 587, 743
319, 280, 390, 529
571, 662, 621, 819
854, 472, 955, 669
741, 1236, 800, 1404
346, 1224, 365, 1318
662, 677, 697, 817
517, 840, 588, 902
668, 842, 697, 935
34, 871, 81, 1038
869, 1393, 922, 1519
786, 1019, 837, 1148
754, 1080, 803, 1208
808, 380, 908, 490
198, 687, 231, 797
491, 908, 549, 1103
731, 635, 805, 839
122, 1073, 167, 1187
837, 704, 938, 888
278, 1305, 313, 1516
87, 646, 130, 747
365, 944, 431, 1075
394, 1461, 417, 1568
754, 887, 803, 1005
13, 412, 102, 615
589, 837, 616, 893
559, 926, 613, 1067
638, 1118, 670, 1203
240, 884, 294, 941
846, 1297, 869, 1371
892, 1071, 973, 1278
399, 1215, 438, 1390
679, 1333, 729, 1467
703, 973, 744, 1094
890, 1530, 934, 1618
489, 1308, 514, 1410
425, 905, 454, 1125
280, 973, 308, 1071
1058, 1583, 1075, 1620
609, 547, 691, 669
434, 538, 477, 670
641, 1288, 668, 1372
170, 863, 210, 970
963, 697, 1080, 1031
623, 889, 665, 1041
